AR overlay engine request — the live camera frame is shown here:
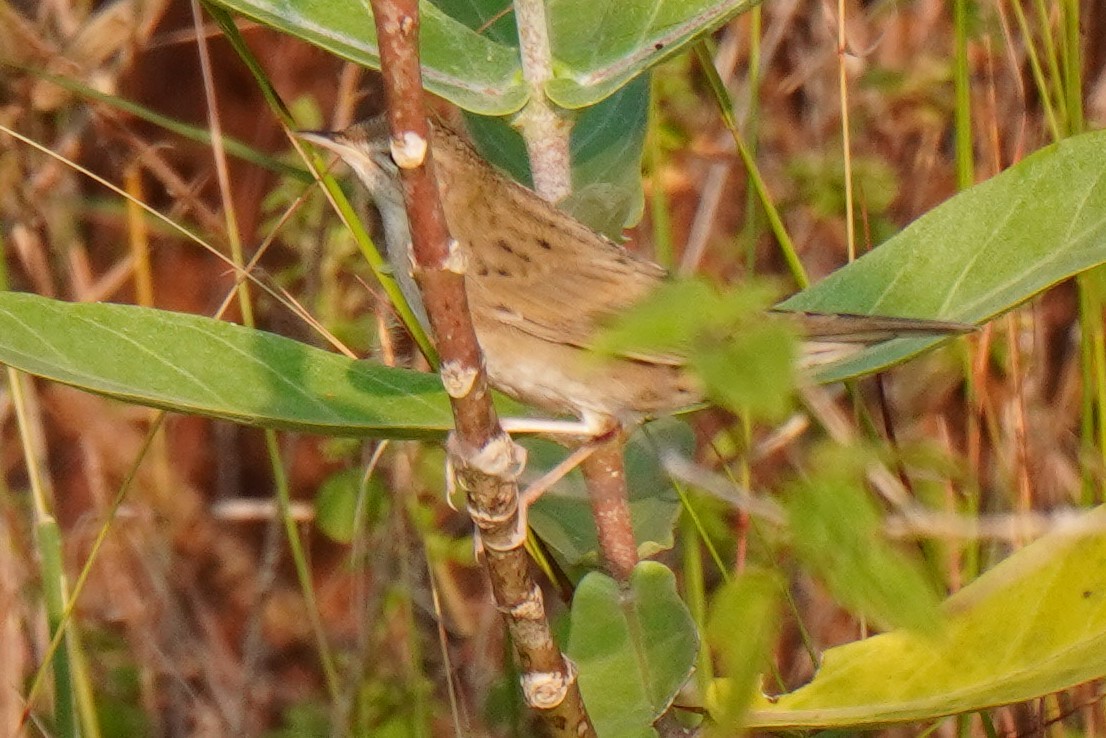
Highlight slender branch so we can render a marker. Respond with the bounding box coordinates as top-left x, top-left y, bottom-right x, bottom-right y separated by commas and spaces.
581, 433, 639, 582
367, 1, 593, 733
